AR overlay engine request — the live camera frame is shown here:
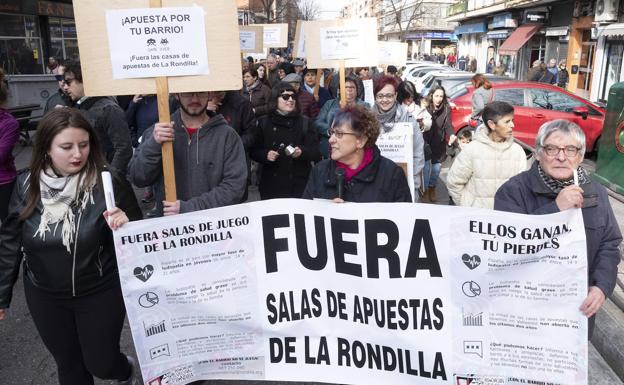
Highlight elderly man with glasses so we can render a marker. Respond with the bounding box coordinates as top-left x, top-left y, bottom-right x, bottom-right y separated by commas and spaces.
128, 89, 247, 217
495, 119, 622, 339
